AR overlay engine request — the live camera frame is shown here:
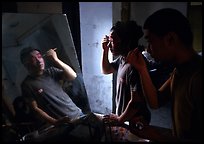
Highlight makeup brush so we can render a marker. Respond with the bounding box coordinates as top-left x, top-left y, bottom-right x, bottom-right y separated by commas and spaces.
42, 48, 57, 57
